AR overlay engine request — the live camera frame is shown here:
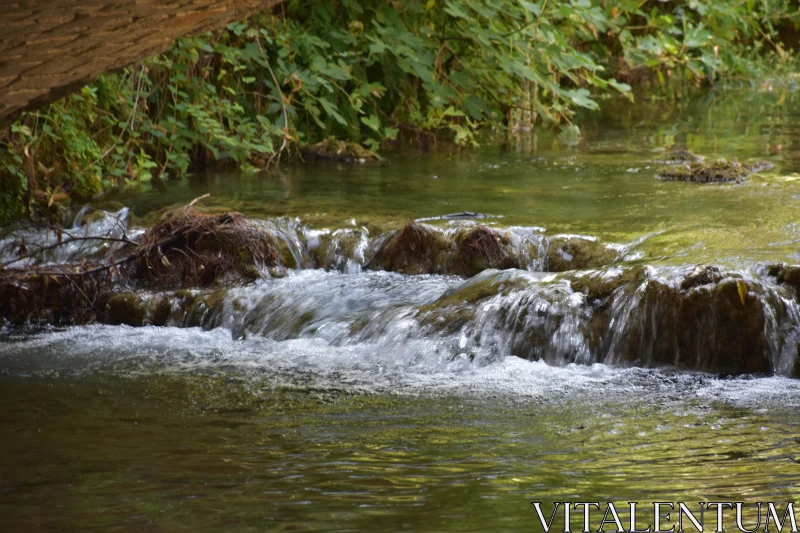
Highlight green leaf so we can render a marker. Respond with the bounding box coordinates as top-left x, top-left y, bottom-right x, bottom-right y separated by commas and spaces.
519, 0, 542, 16
361, 114, 381, 132
444, 1, 471, 19
566, 88, 598, 109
